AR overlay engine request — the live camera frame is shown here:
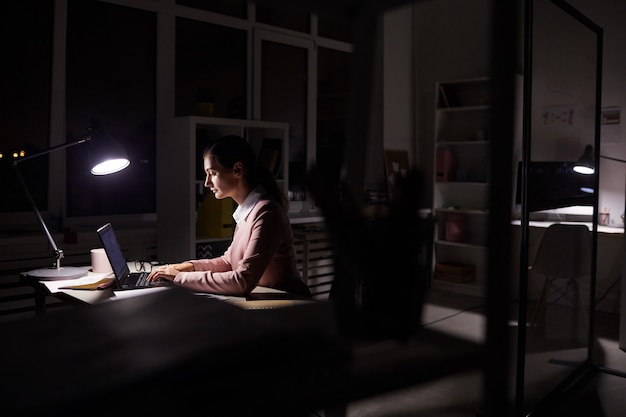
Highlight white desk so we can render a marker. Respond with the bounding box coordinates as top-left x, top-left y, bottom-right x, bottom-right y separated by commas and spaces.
511, 219, 625, 234
26, 263, 315, 312
59, 285, 313, 310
